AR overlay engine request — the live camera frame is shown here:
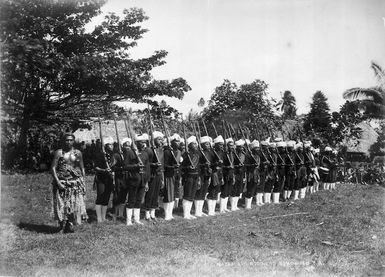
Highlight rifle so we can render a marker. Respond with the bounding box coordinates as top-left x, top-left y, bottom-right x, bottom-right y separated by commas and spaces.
211, 122, 218, 137
239, 123, 258, 165
147, 104, 160, 164
192, 121, 209, 164
98, 116, 115, 183
202, 119, 221, 162
225, 122, 243, 166
266, 123, 285, 166
222, 120, 233, 167
124, 113, 144, 173
113, 114, 124, 162
182, 119, 194, 167
160, 110, 178, 164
